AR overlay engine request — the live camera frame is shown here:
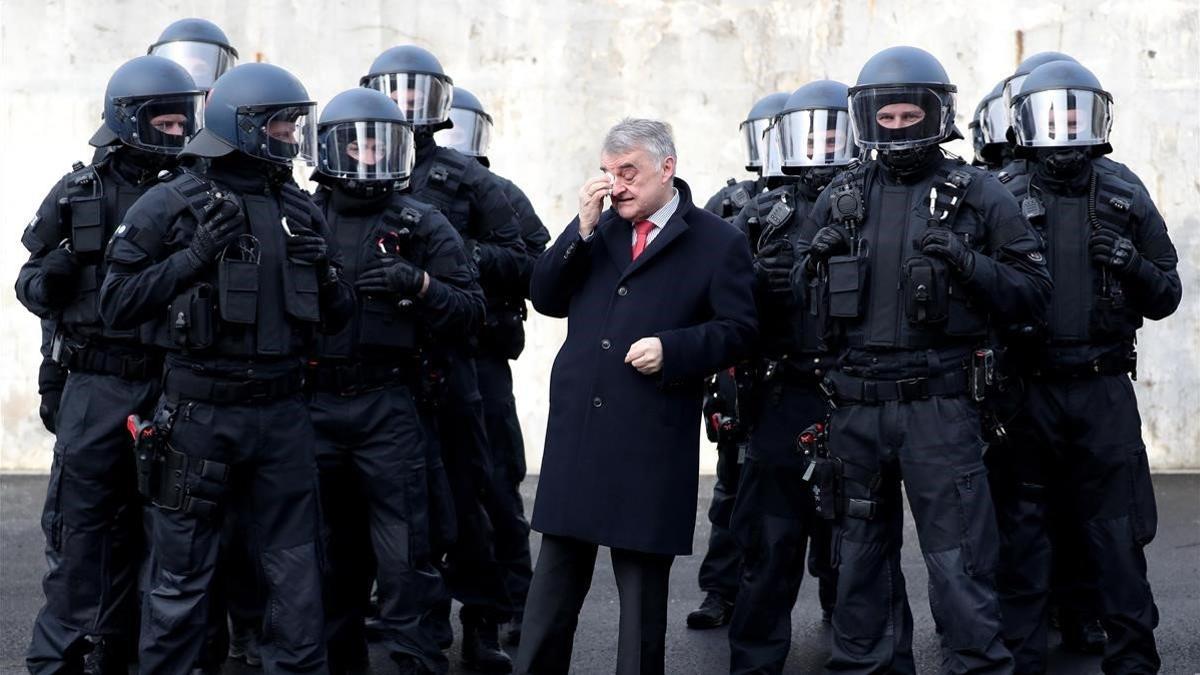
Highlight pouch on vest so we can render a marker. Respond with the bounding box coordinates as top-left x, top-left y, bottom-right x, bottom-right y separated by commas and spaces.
903, 257, 949, 325
217, 258, 259, 325
828, 254, 866, 319
282, 260, 321, 323
61, 265, 101, 326
69, 197, 106, 255
169, 283, 214, 350
359, 296, 417, 349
